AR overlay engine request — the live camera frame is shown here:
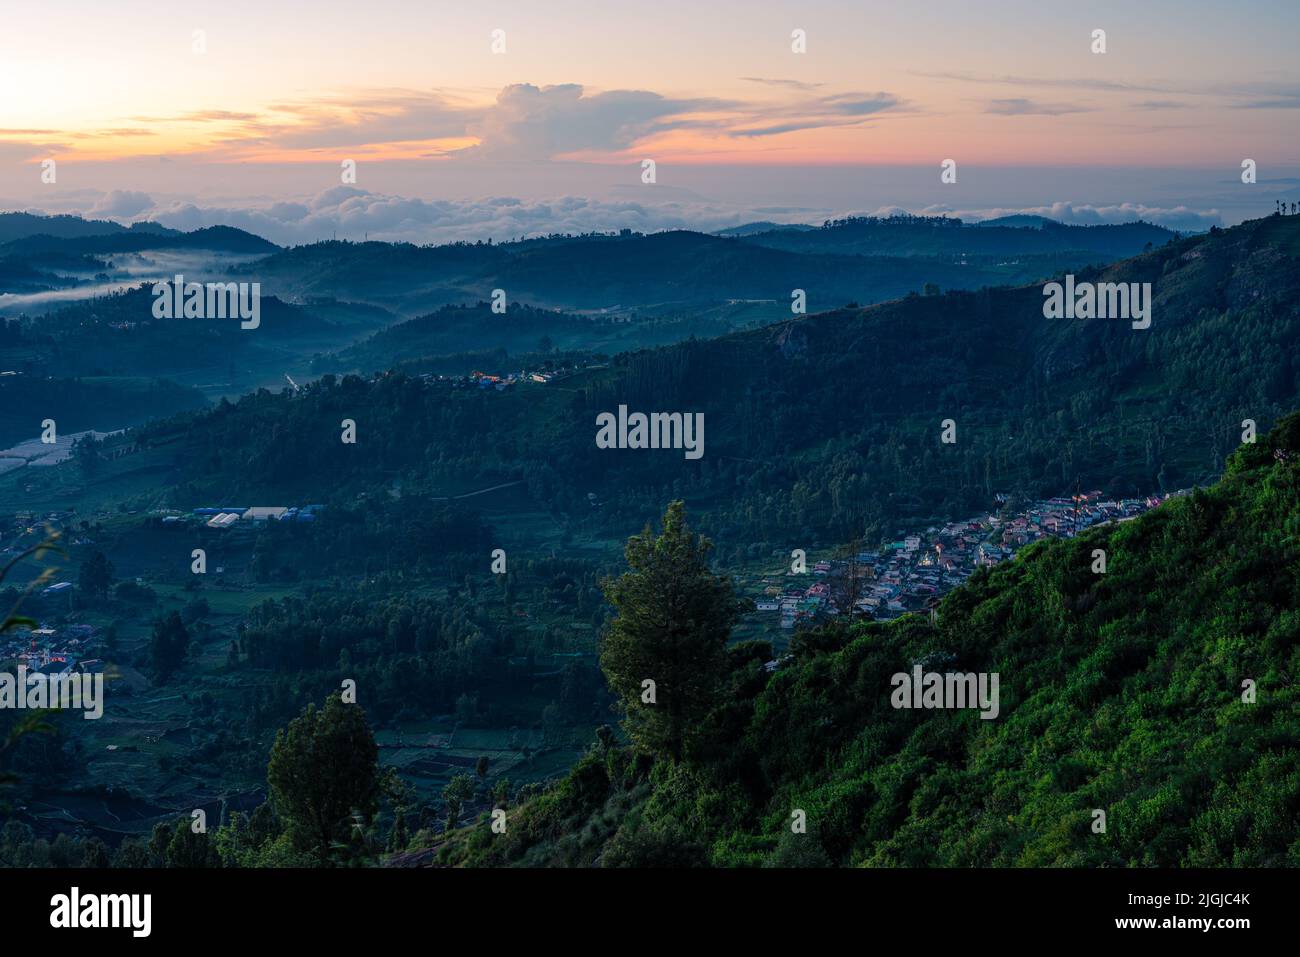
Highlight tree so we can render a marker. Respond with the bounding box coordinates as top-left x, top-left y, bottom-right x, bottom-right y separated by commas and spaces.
1, 531, 62, 801
149, 611, 189, 683
541, 701, 565, 747
266, 695, 381, 865
78, 550, 114, 601
442, 773, 476, 829
181, 596, 209, 624
73, 434, 101, 478
387, 809, 408, 853
161, 818, 221, 868
599, 501, 741, 763
765, 827, 833, 868
81, 837, 112, 868
454, 693, 477, 725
